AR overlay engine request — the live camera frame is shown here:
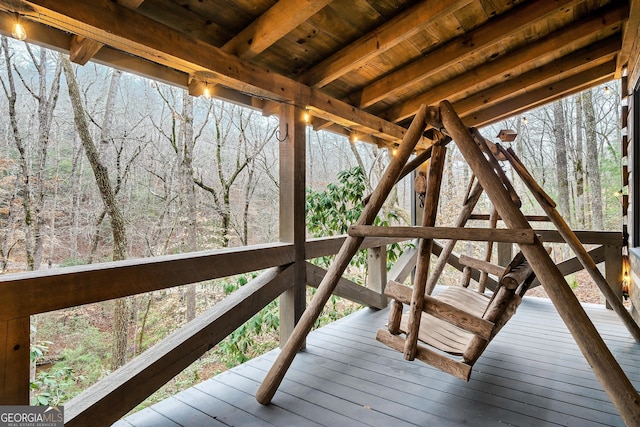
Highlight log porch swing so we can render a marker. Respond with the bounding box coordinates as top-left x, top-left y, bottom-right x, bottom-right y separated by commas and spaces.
255, 101, 640, 425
